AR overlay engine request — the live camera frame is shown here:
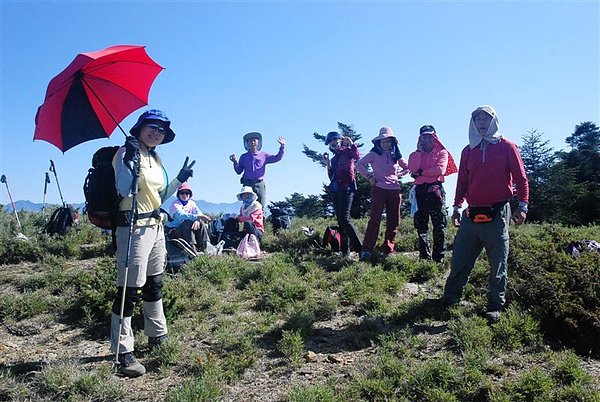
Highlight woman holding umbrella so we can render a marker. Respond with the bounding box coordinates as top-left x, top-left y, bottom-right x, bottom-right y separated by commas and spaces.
110, 109, 194, 377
